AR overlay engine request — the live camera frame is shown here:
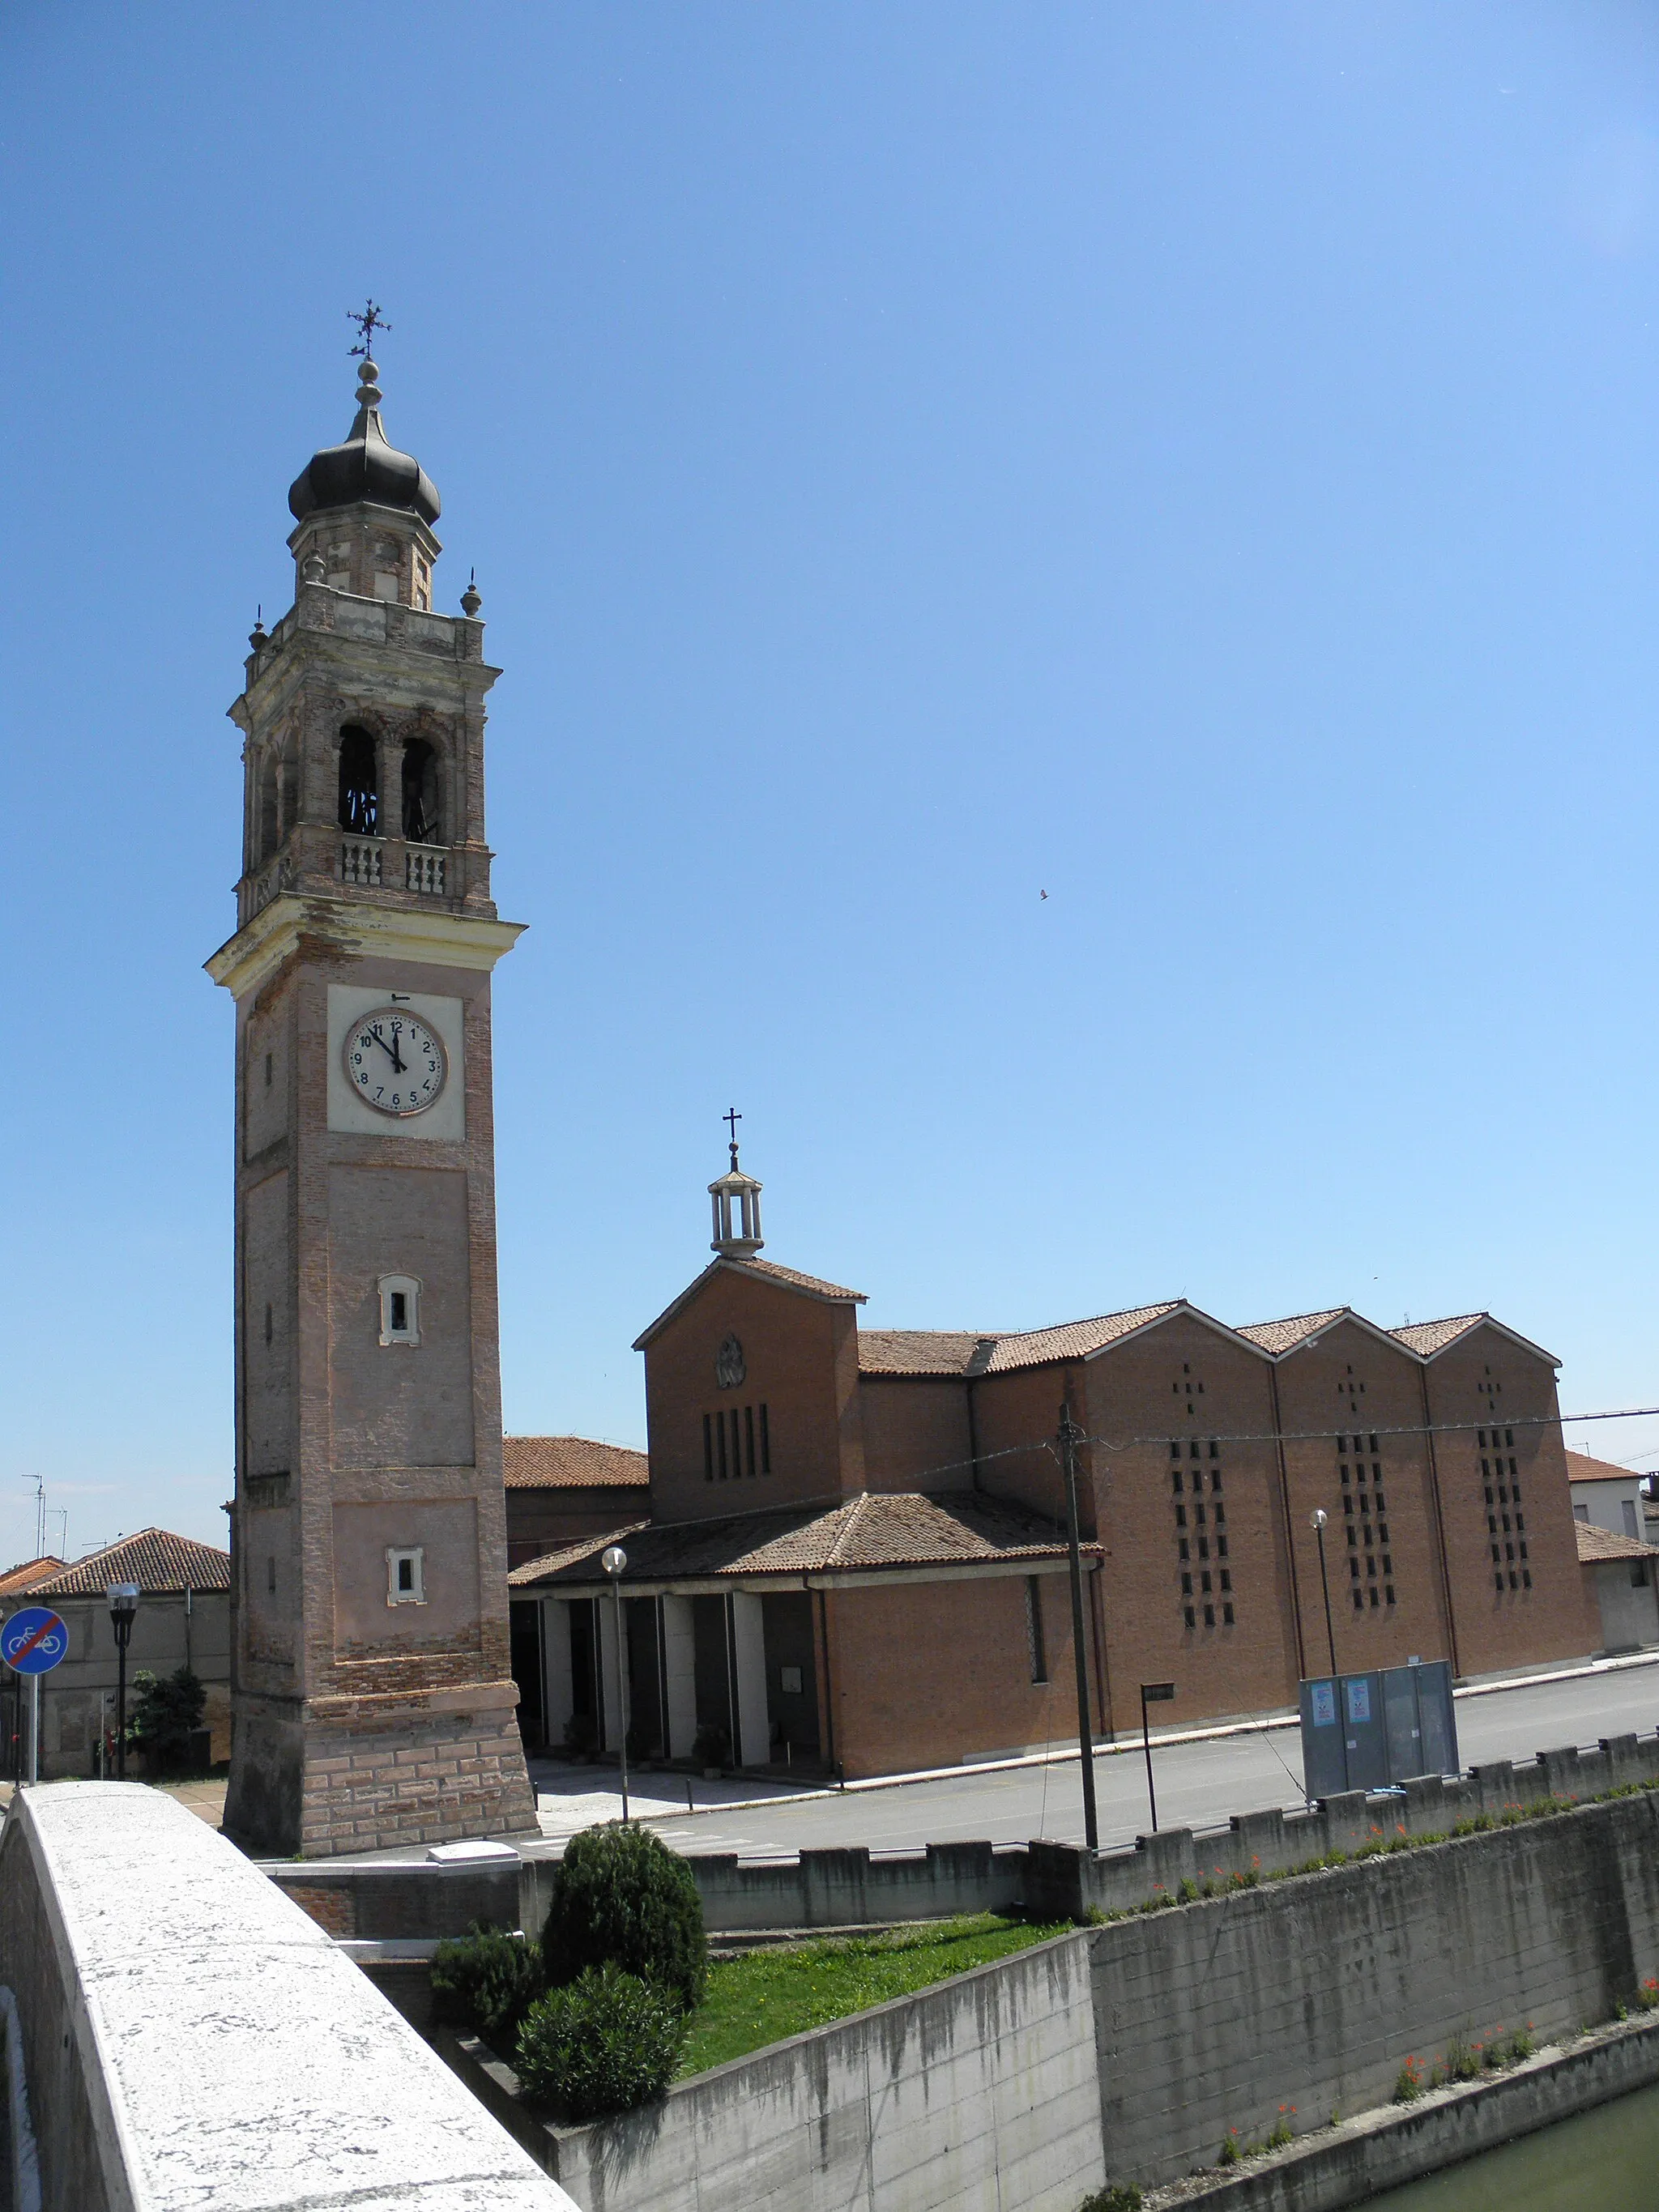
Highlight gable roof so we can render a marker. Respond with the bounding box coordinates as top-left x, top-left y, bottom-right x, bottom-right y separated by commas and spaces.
1386, 1314, 1559, 1366
1236, 1310, 1350, 1355
633, 1255, 866, 1352
0, 1556, 65, 1596
503, 1436, 650, 1490
509, 1490, 1089, 1588
1575, 1521, 1659, 1564
20, 1530, 231, 1600
1567, 1449, 1644, 1487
